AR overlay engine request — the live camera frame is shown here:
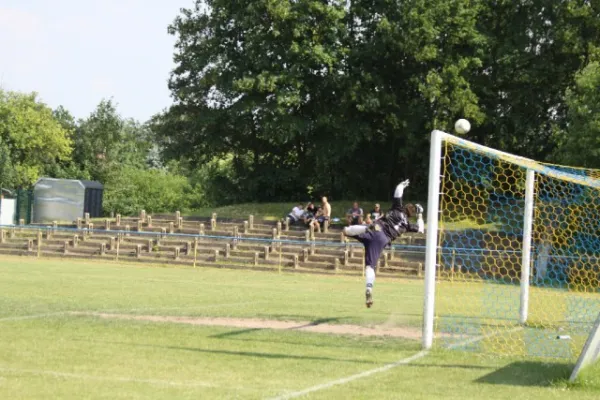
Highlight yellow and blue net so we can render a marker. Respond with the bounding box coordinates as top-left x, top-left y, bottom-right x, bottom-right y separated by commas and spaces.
435, 136, 600, 359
